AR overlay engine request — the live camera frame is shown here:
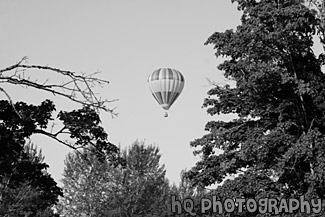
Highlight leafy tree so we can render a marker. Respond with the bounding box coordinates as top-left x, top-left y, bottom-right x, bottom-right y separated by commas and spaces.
58, 140, 171, 217
0, 140, 61, 216
56, 147, 121, 216
0, 57, 119, 157
0, 57, 119, 214
169, 170, 208, 217
185, 0, 325, 216
117, 141, 171, 217
0, 94, 121, 215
